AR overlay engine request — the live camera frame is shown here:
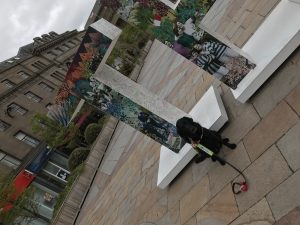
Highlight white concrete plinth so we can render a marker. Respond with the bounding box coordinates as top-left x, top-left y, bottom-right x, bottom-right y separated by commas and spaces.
157, 85, 228, 189
232, 0, 300, 103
